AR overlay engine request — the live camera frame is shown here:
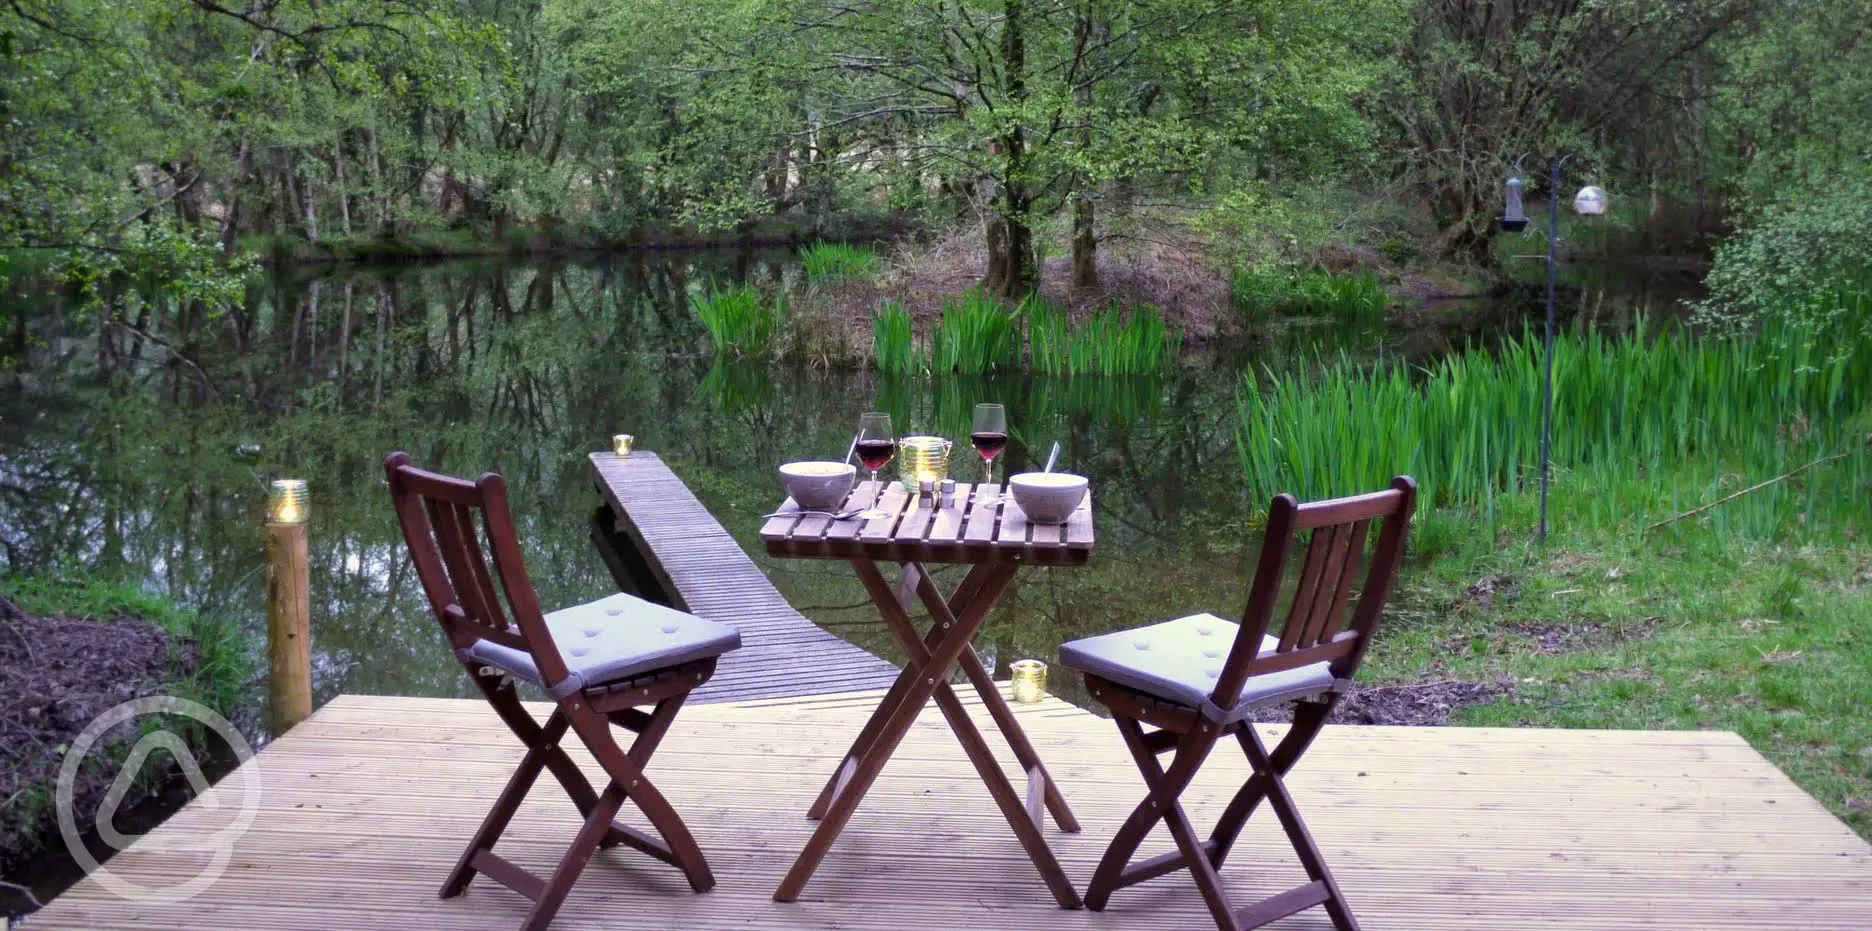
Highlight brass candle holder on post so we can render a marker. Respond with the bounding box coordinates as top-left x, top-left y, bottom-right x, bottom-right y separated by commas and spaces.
265, 479, 313, 733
